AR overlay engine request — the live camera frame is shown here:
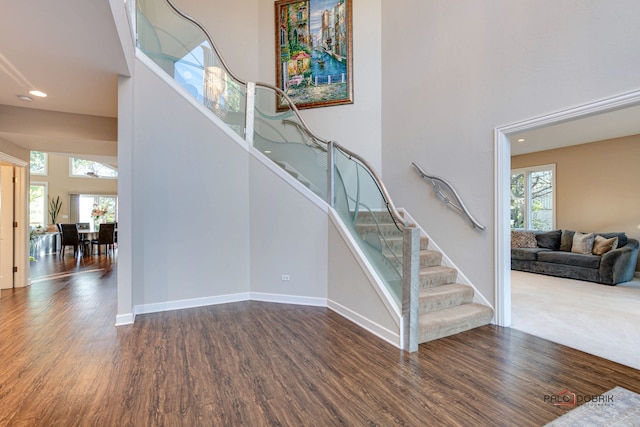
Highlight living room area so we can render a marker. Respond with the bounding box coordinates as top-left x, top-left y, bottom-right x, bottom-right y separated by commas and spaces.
509, 115, 640, 371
